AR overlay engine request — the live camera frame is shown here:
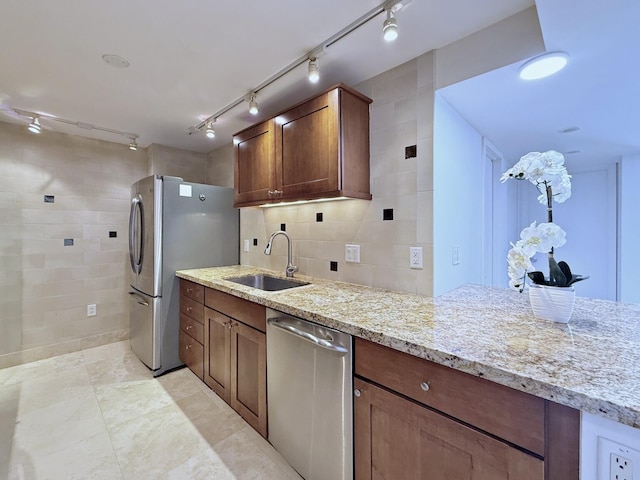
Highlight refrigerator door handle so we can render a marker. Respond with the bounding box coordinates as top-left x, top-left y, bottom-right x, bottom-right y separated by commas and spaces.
128, 195, 144, 275
128, 291, 150, 306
